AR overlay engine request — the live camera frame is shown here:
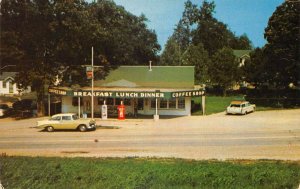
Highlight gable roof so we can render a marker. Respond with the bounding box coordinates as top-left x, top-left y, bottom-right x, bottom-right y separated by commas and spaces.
94, 66, 195, 89
233, 50, 252, 58
0, 72, 17, 81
